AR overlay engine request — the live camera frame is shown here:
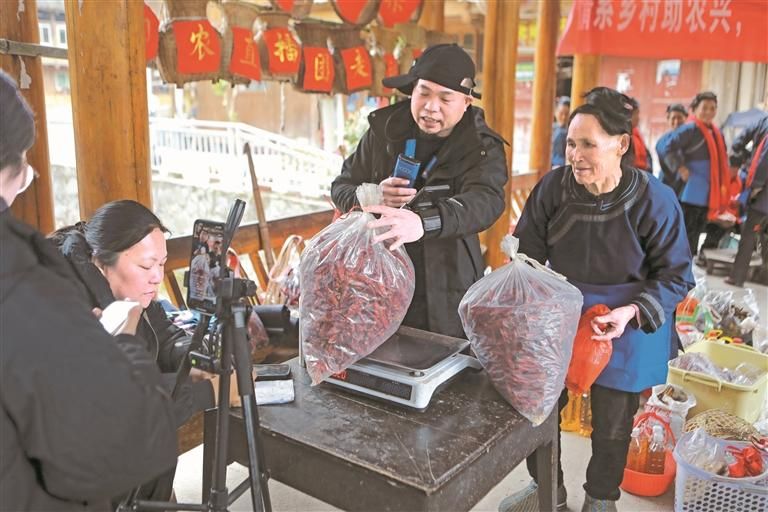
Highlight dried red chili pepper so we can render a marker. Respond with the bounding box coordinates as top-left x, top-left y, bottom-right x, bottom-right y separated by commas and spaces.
299, 209, 415, 385
459, 236, 583, 425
